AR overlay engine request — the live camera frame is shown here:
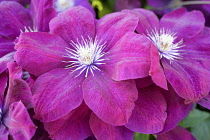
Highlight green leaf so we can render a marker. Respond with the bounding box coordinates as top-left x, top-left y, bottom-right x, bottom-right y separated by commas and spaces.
134, 133, 150, 140
179, 109, 210, 128
191, 117, 210, 140
90, 0, 115, 18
